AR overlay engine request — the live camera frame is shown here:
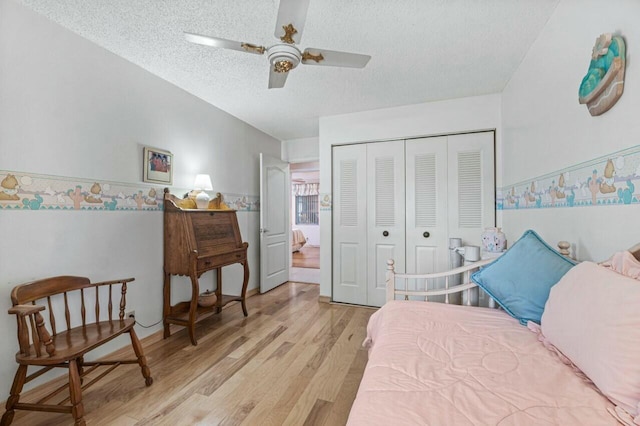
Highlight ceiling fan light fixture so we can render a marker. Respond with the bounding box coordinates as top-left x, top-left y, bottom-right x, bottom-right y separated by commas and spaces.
267, 44, 301, 73
274, 60, 294, 73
